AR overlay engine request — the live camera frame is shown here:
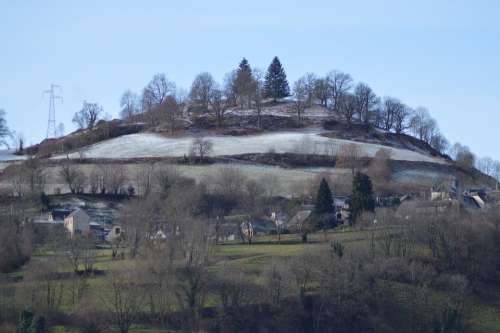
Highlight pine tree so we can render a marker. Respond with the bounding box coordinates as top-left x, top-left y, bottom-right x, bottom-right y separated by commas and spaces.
264, 56, 290, 101
349, 172, 375, 224
234, 58, 254, 108
19, 310, 34, 333
28, 315, 45, 333
314, 178, 334, 214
